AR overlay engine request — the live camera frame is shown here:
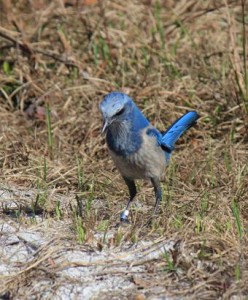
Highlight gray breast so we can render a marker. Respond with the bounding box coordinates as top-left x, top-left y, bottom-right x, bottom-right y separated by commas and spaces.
109, 127, 166, 180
